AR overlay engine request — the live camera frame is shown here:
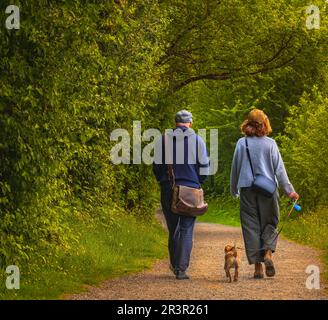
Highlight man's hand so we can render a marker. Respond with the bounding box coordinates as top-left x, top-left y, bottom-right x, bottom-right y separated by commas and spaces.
288, 191, 300, 202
